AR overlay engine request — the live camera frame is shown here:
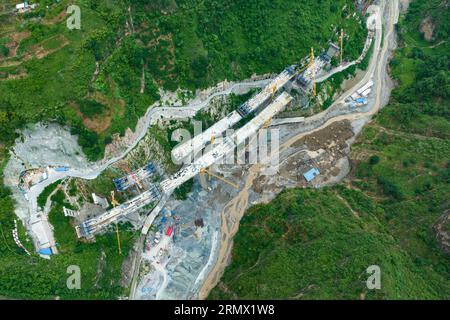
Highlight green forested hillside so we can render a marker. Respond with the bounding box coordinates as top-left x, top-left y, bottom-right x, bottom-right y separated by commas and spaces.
0, 0, 365, 160
132, 0, 366, 90
209, 186, 449, 299
209, 0, 450, 299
